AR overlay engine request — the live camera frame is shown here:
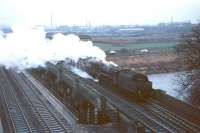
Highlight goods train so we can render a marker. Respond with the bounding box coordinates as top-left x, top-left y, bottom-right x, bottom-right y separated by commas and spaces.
76, 58, 153, 101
